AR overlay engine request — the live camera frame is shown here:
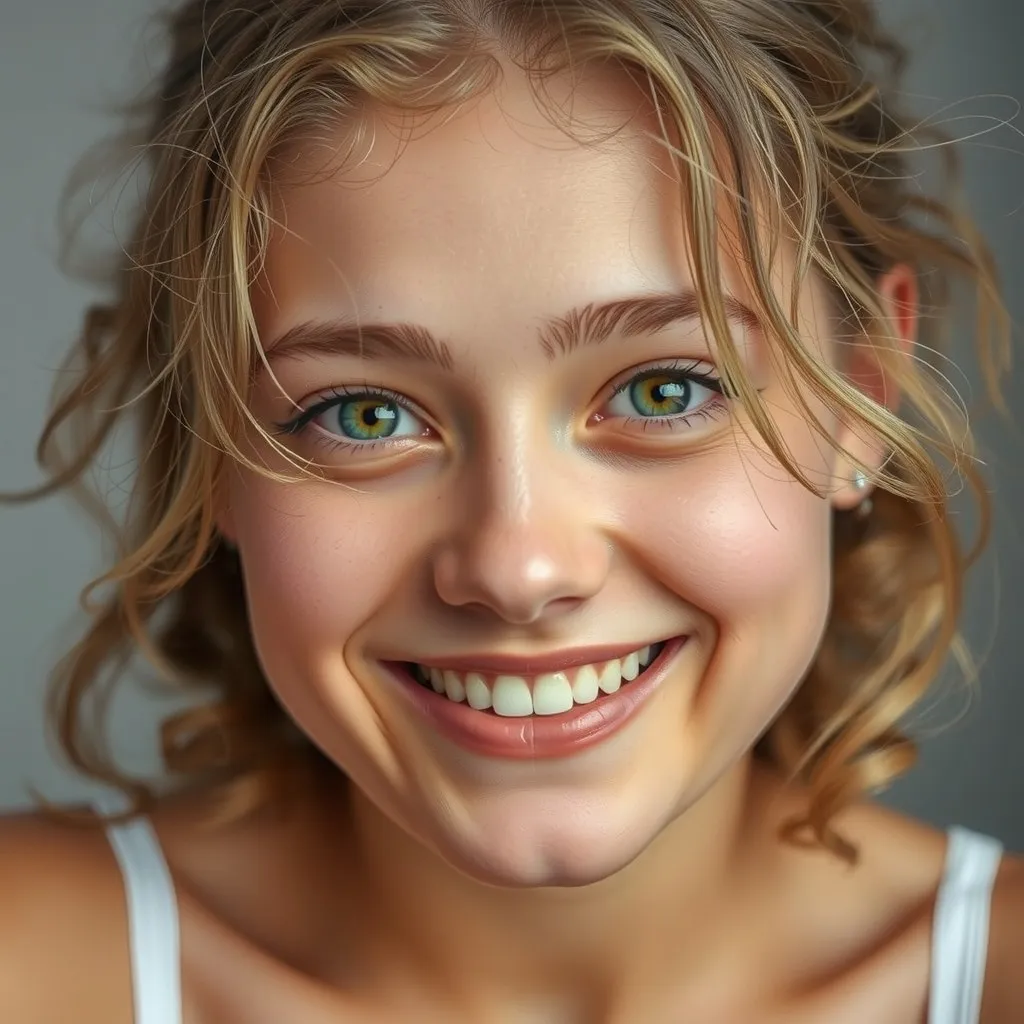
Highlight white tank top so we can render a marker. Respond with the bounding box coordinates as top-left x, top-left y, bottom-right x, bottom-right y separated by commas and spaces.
94, 794, 1004, 1024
